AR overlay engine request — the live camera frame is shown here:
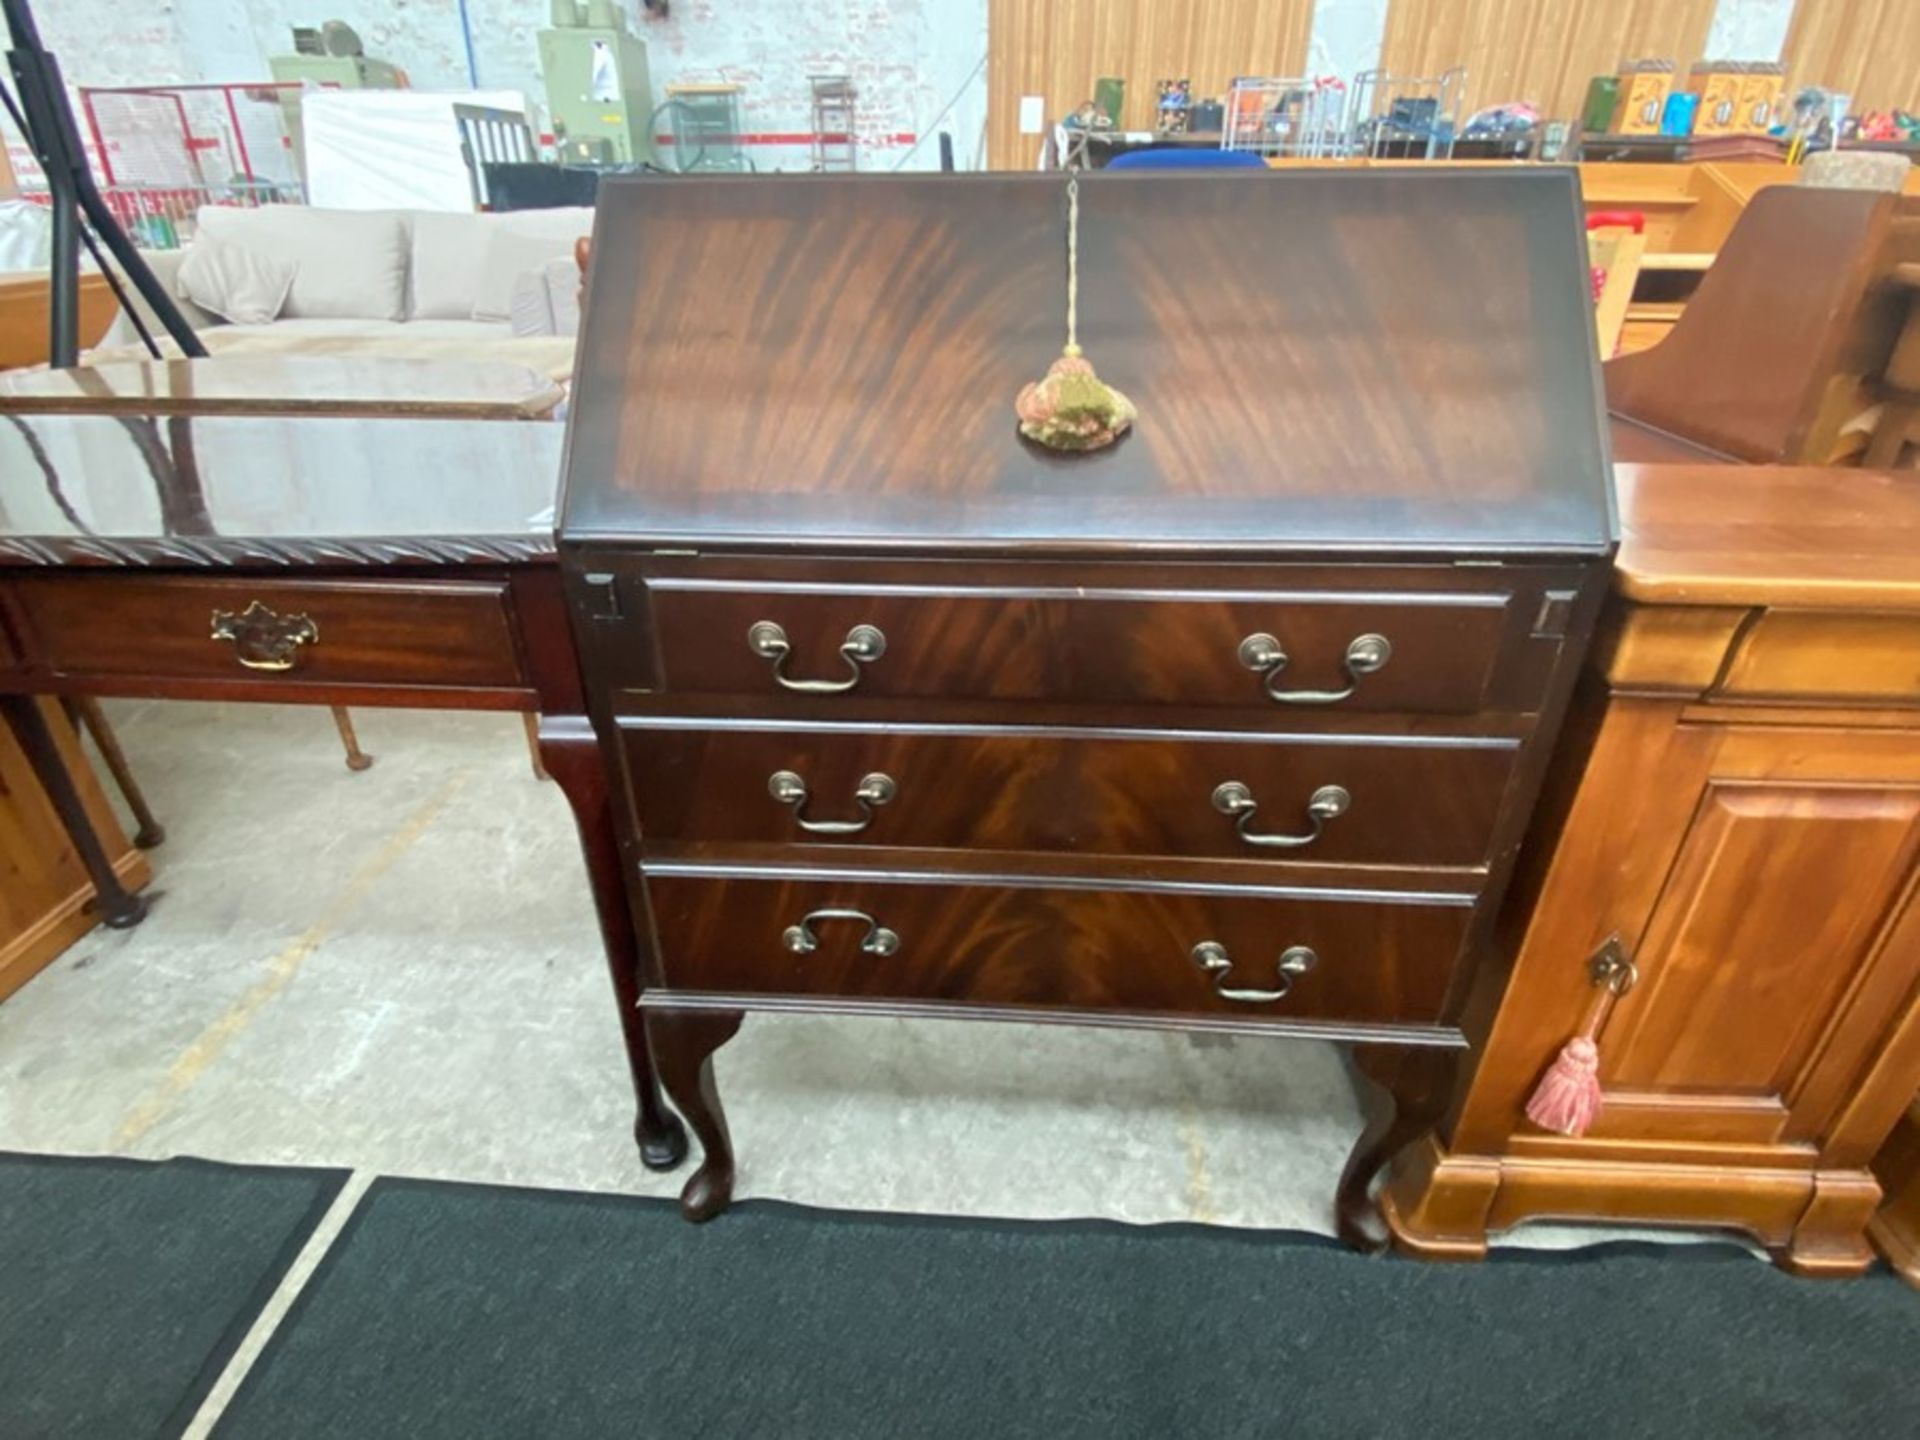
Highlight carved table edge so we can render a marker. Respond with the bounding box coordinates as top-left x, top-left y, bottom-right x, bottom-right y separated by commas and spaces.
0, 533, 557, 570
